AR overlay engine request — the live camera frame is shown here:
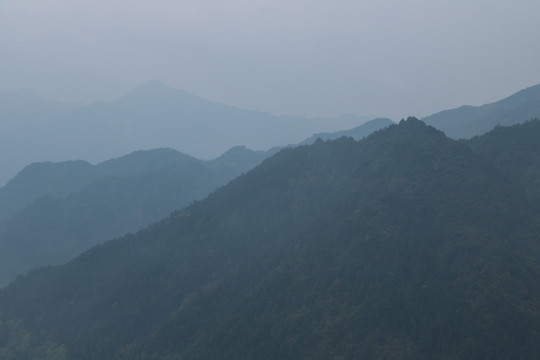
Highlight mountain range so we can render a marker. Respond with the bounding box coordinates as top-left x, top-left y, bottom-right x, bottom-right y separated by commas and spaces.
0, 113, 394, 287
298, 117, 393, 145
0, 81, 372, 186
4, 80, 540, 187
1, 118, 539, 359
0, 146, 268, 286
423, 83, 540, 138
